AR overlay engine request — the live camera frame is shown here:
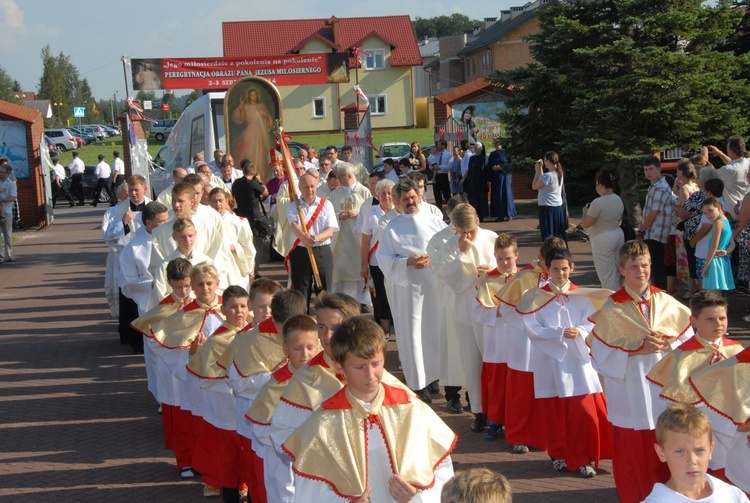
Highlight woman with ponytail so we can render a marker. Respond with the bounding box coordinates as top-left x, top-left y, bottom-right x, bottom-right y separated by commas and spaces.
532, 151, 567, 242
